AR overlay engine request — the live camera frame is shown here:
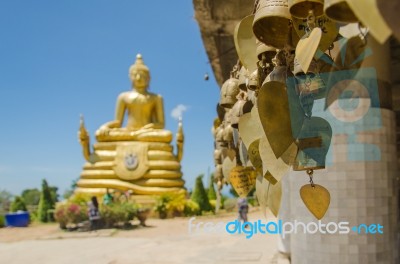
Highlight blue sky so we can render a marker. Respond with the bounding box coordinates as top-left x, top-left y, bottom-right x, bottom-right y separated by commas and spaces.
0, 1, 220, 195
